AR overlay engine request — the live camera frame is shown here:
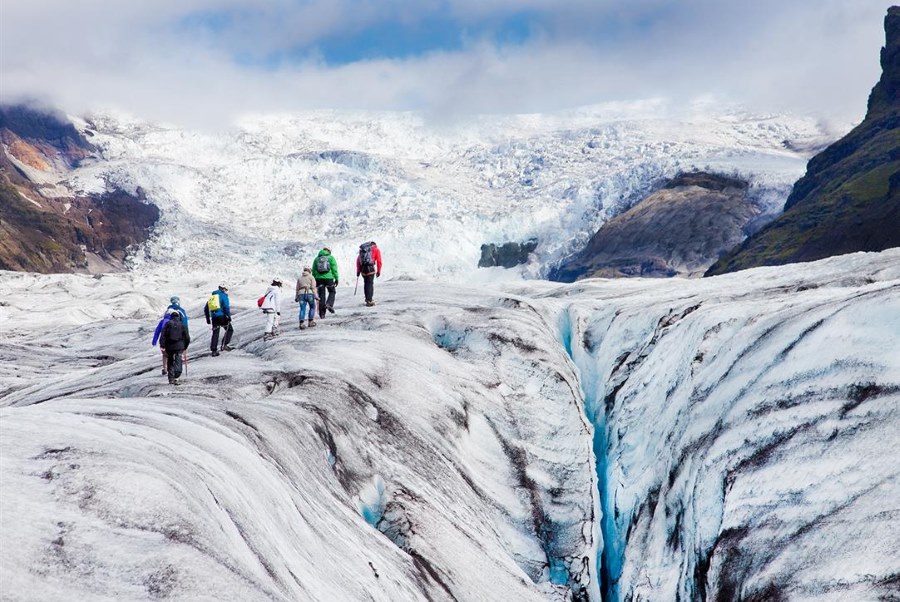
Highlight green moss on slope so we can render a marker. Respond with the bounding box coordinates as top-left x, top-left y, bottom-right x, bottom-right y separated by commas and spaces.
705, 8, 900, 276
